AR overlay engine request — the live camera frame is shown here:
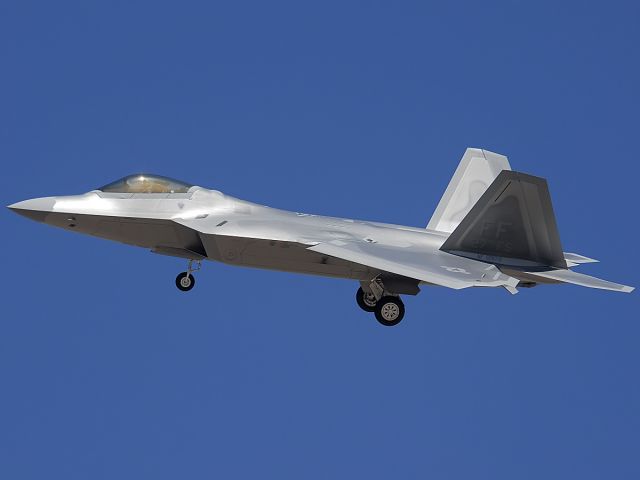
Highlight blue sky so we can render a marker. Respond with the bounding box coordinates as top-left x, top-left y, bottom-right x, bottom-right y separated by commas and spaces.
1, 1, 639, 478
